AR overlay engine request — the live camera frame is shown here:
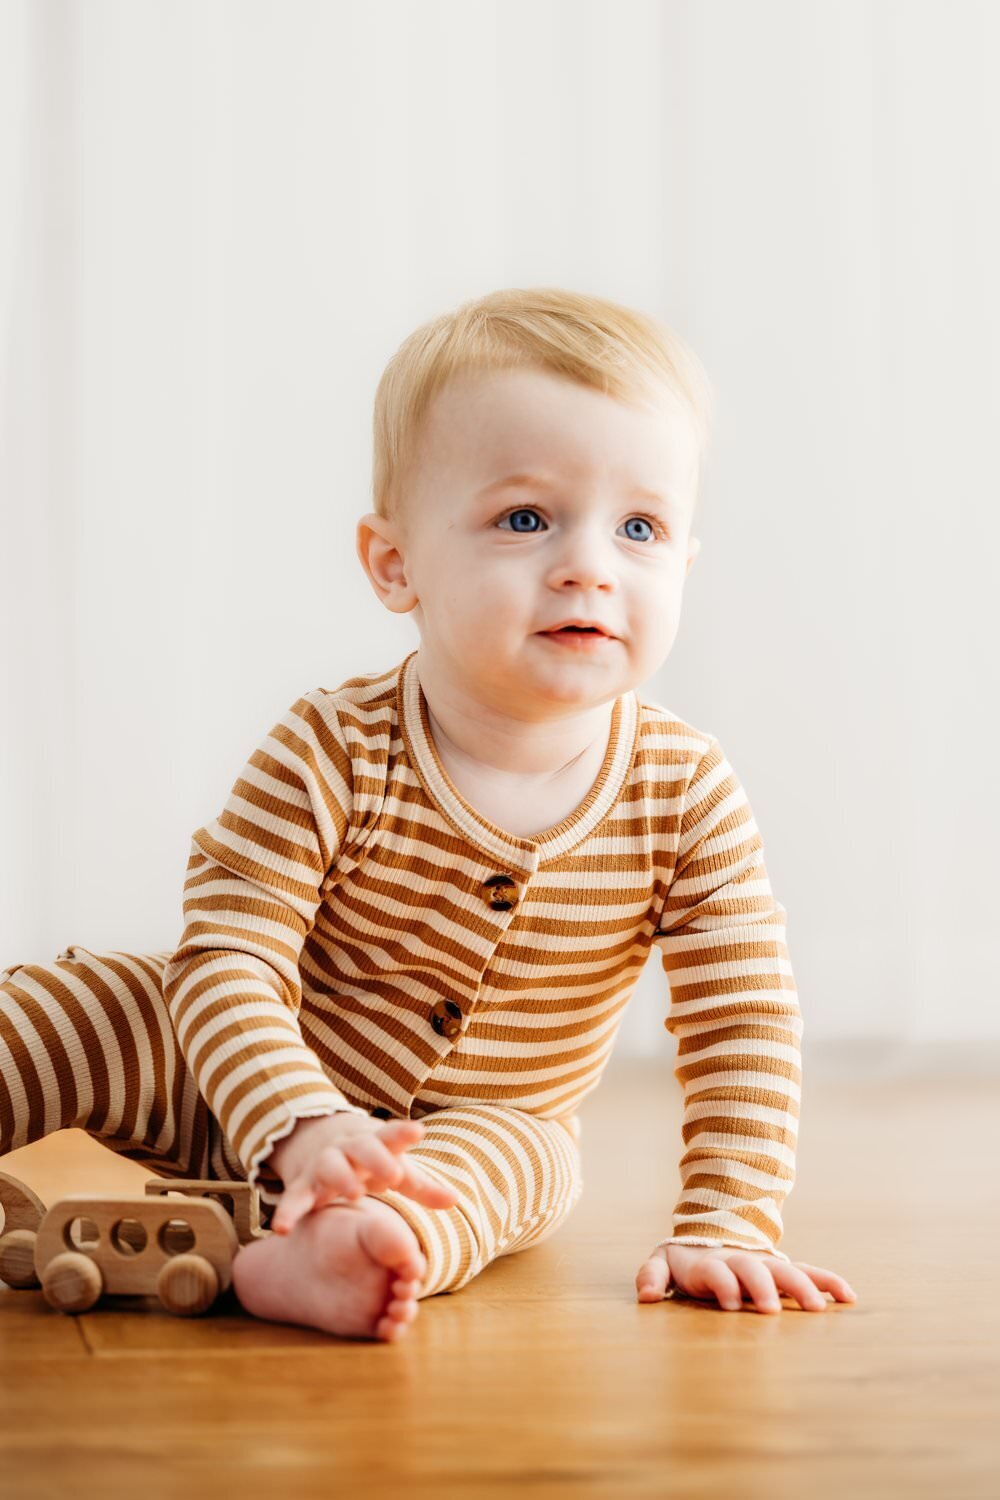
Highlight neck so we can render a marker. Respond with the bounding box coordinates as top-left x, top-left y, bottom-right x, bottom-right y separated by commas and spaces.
415, 650, 616, 781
